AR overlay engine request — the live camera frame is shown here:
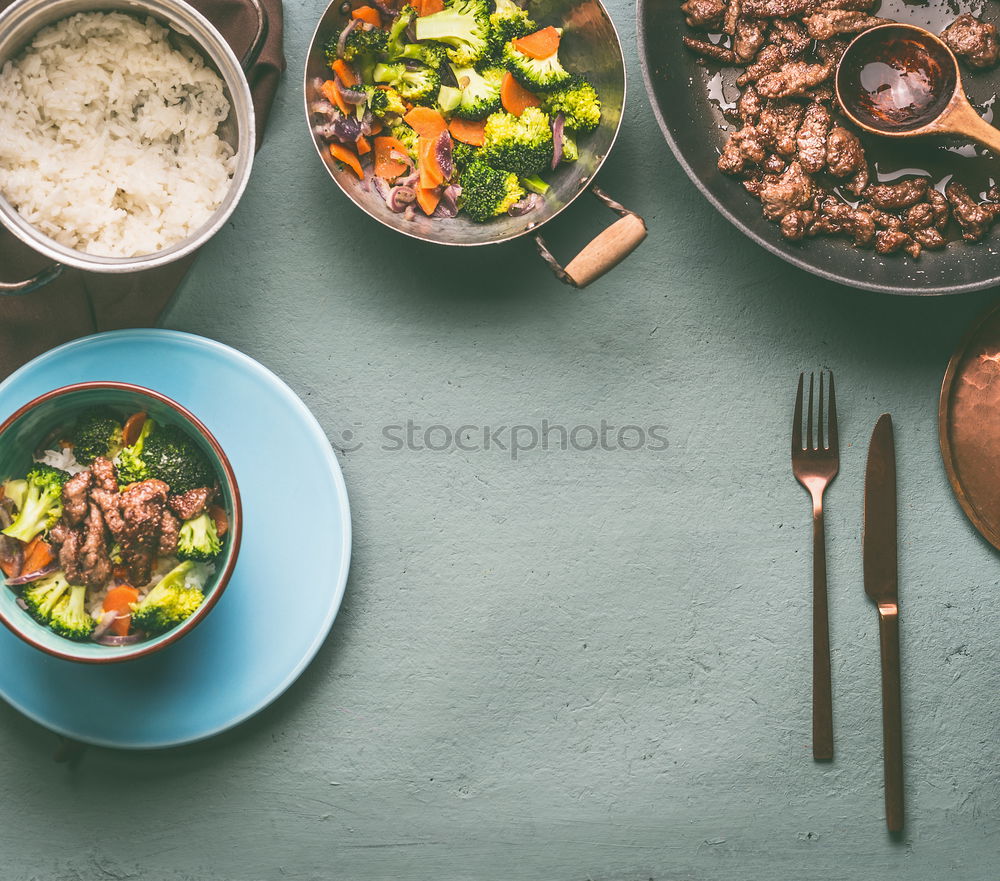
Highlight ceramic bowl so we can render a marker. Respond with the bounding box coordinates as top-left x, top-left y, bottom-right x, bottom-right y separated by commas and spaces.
0, 381, 242, 663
